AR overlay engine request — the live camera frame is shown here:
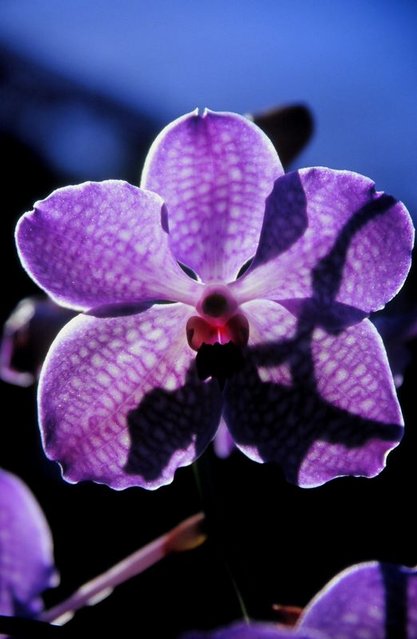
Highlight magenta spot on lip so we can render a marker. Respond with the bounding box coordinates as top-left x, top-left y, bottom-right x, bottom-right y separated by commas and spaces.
186, 313, 249, 351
